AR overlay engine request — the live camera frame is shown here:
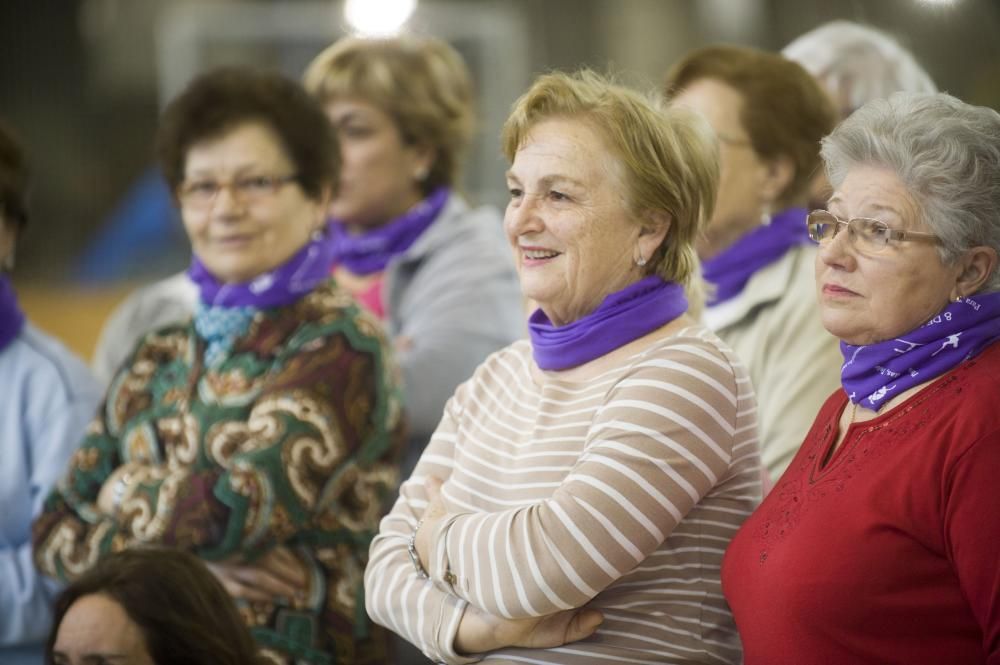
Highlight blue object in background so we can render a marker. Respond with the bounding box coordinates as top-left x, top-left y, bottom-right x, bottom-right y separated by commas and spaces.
74, 168, 188, 283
